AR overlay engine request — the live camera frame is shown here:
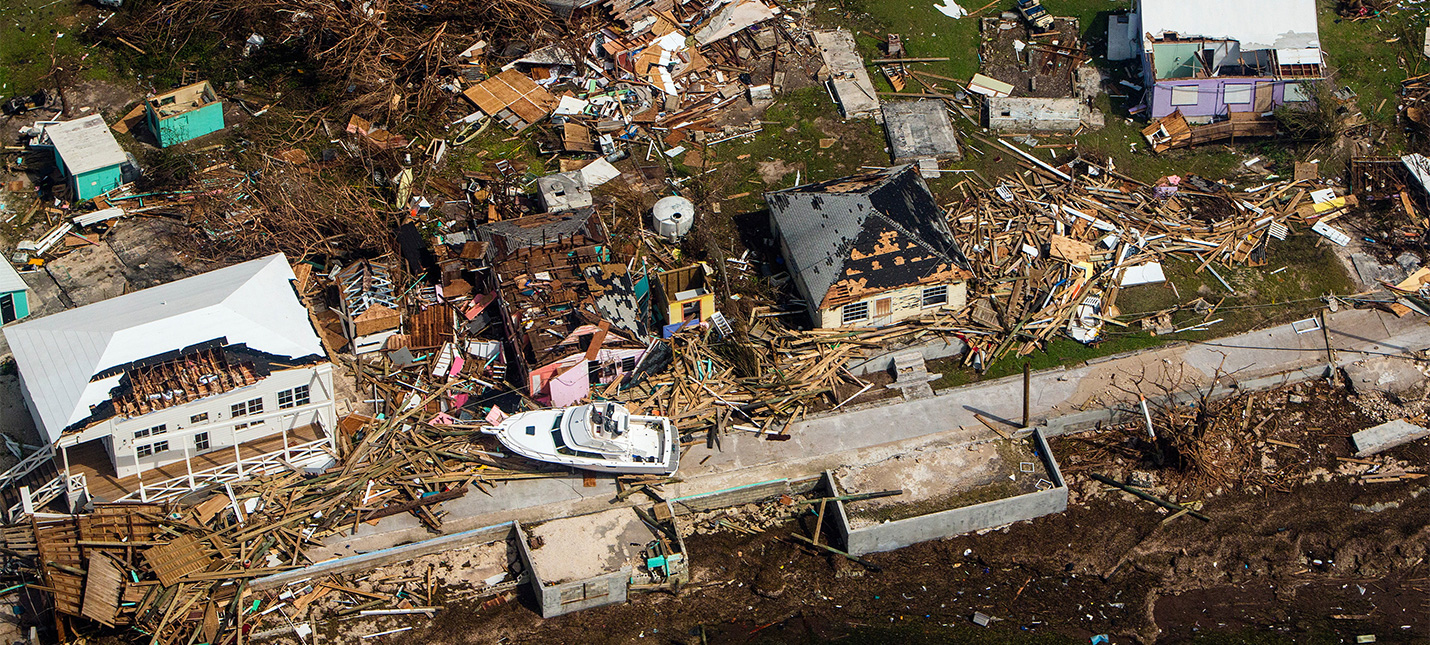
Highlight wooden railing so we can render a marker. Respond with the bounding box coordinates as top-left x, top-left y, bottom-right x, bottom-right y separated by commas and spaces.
117, 436, 335, 503
5, 472, 83, 520
0, 444, 56, 488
